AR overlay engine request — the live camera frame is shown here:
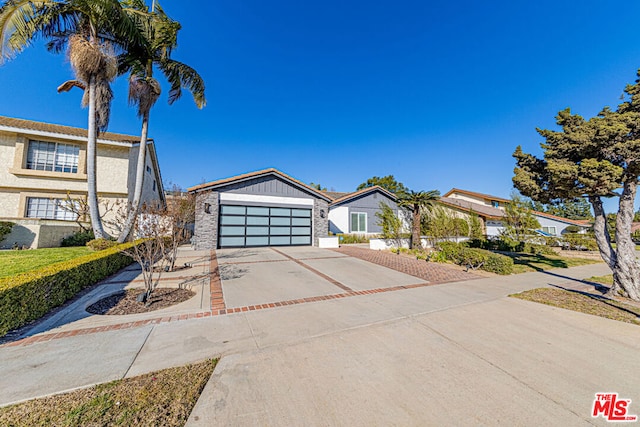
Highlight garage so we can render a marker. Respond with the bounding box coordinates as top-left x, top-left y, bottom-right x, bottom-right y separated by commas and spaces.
188, 168, 331, 250
218, 205, 312, 247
